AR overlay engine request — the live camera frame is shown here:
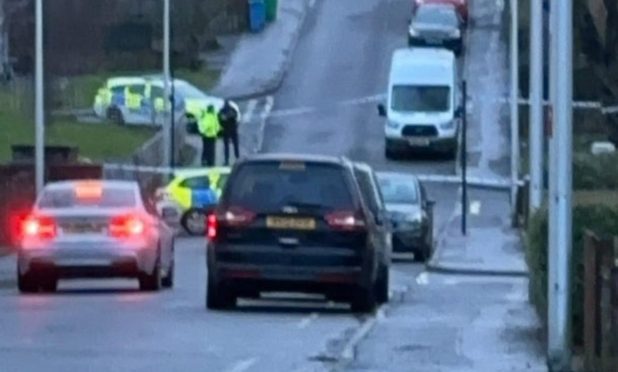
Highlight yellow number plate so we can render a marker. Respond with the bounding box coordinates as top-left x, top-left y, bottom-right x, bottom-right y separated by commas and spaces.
266, 217, 316, 230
